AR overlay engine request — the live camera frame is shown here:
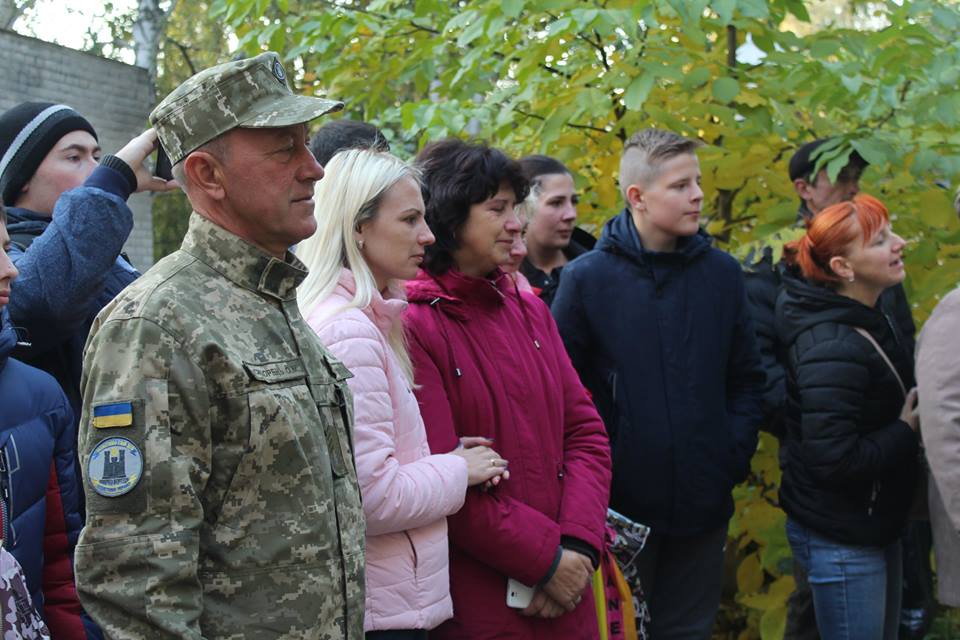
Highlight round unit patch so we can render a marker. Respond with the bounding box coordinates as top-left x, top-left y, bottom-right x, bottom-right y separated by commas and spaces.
88, 437, 143, 498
